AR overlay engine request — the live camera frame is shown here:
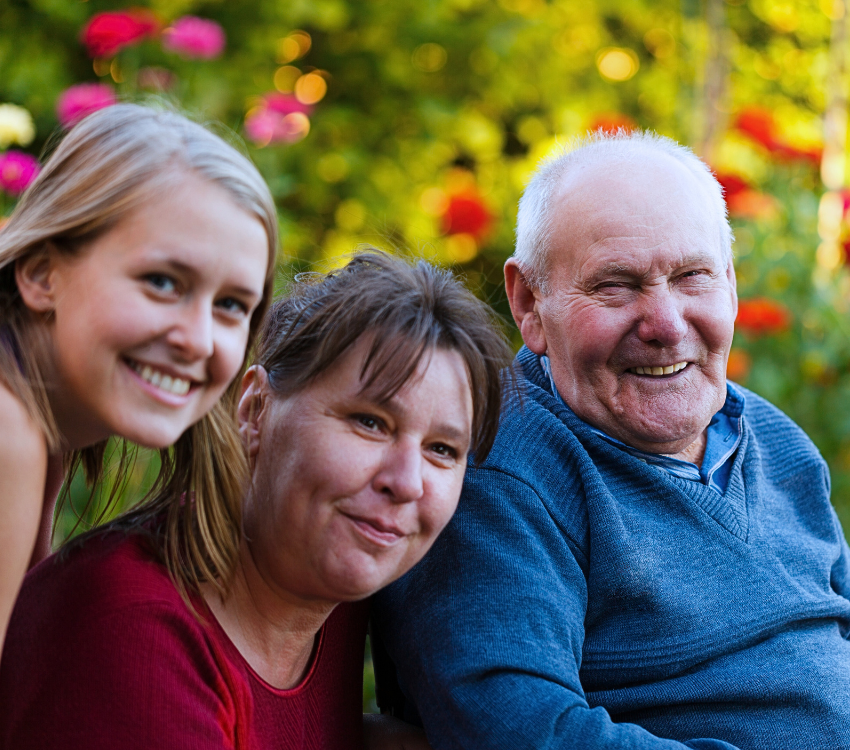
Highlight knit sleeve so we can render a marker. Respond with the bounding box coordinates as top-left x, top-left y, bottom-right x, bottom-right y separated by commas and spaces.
0, 544, 242, 750
374, 467, 740, 750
